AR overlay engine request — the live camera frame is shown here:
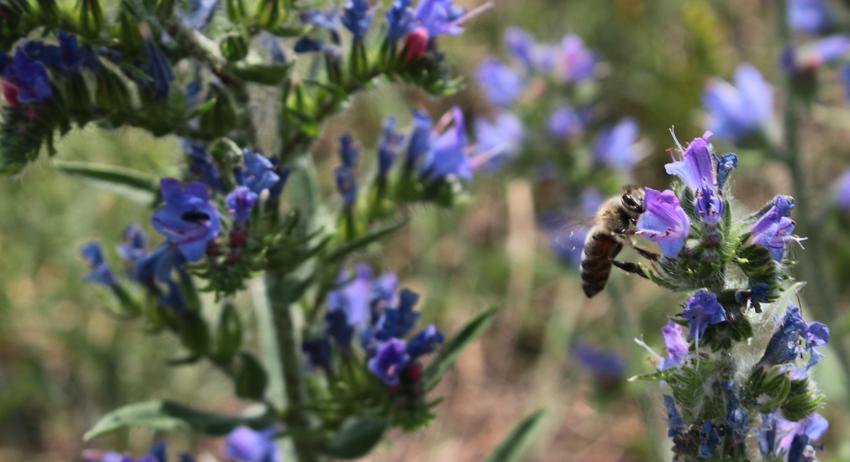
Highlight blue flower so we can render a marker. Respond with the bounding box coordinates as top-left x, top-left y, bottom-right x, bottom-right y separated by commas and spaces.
679, 289, 726, 343
224, 426, 279, 462
547, 106, 583, 140
505, 27, 536, 71
475, 57, 524, 107
335, 165, 358, 206
237, 149, 280, 194
406, 324, 444, 358
378, 117, 403, 178
180, 0, 220, 30
750, 195, 804, 261
385, 0, 414, 43
572, 342, 626, 381
342, 0, 373, 40
24, 32, 100, 74
368, 338, 409, 386
783, 35, 850, 72
302, 338, 332, 370
789, 0, 831, 33
339, 132, 359, 168
327, 264, 375, 341
636, 187, 690, 257
151, 179, 221, 262
405, 109, 433, 167
412, 0, 489, 38
661, 320, 688, 369
834, 168, 850, 210
1, 49, 52, 105
715, 152, 738, 190
182, 140, 223, 192
82, 440, 176, 462
723, 381, 749, 438
226, 186, 258, 224
757, 304, 809, 367
703, 63, 772, 143
473, 111, 523, 171
665, 132, 723, 225
663, 395, 685, 437
81, 241, 117, 287
143, 38, 174, 98
592, 118, 639, 170
558, 34, 596, 82
768, 412, 828, 460
374, 289, 420, 340
698, 421, 720, 459
420, 106, 472, 181
117, 224, 148, 265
